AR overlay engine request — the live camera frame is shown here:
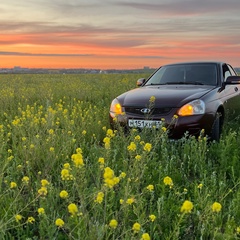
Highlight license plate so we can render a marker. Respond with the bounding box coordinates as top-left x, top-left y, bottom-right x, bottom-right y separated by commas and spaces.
128, 119, 162, 128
